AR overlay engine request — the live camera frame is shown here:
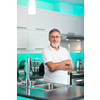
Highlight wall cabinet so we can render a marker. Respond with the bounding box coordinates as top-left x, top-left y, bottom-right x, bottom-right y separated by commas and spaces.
78, 18, 84, 36
27, 31, 49, 50
48, 13, 62, 31
17, 29, 29, 48
17, 29, 49, 50
17, 5, 84, 52
28, 9, 49, 31
61, 16, 78, 34
17, 5, 28, 28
